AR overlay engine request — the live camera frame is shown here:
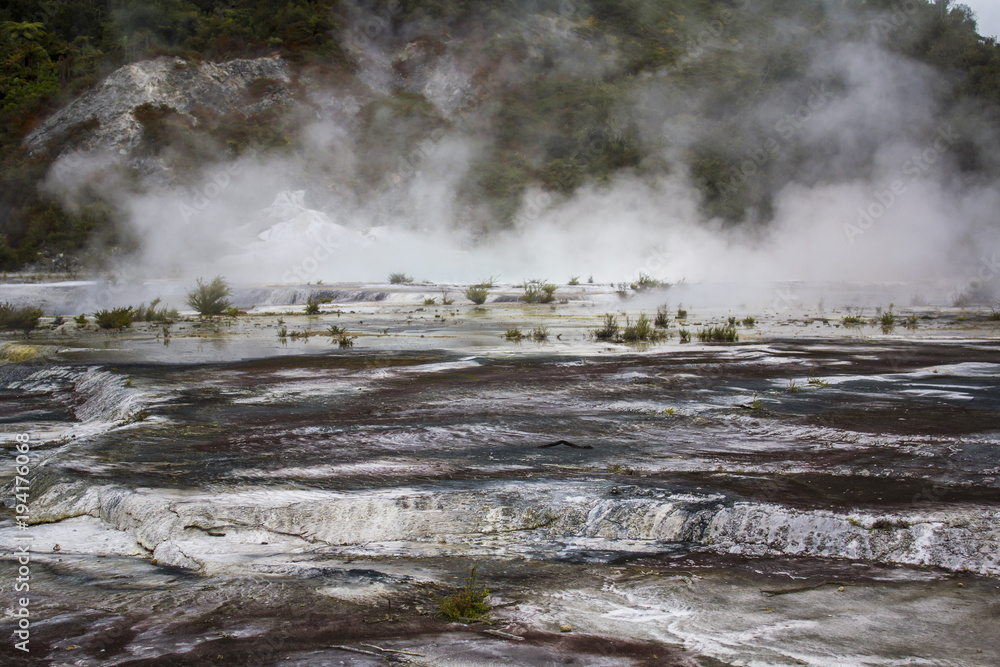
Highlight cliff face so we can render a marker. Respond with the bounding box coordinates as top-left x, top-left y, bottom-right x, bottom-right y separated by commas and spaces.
25, 56, 292, 159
